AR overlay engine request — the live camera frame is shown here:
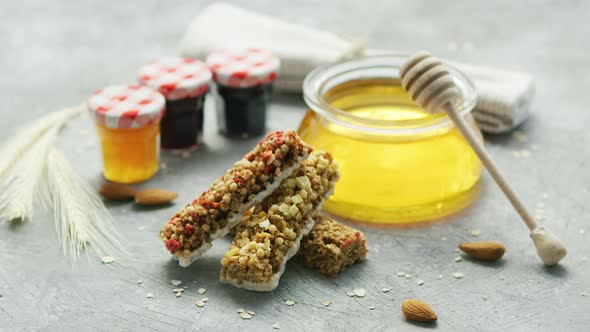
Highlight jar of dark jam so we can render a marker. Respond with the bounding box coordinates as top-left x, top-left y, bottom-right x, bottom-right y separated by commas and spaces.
206, 49, 280, 137
138, 57, 212, 151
